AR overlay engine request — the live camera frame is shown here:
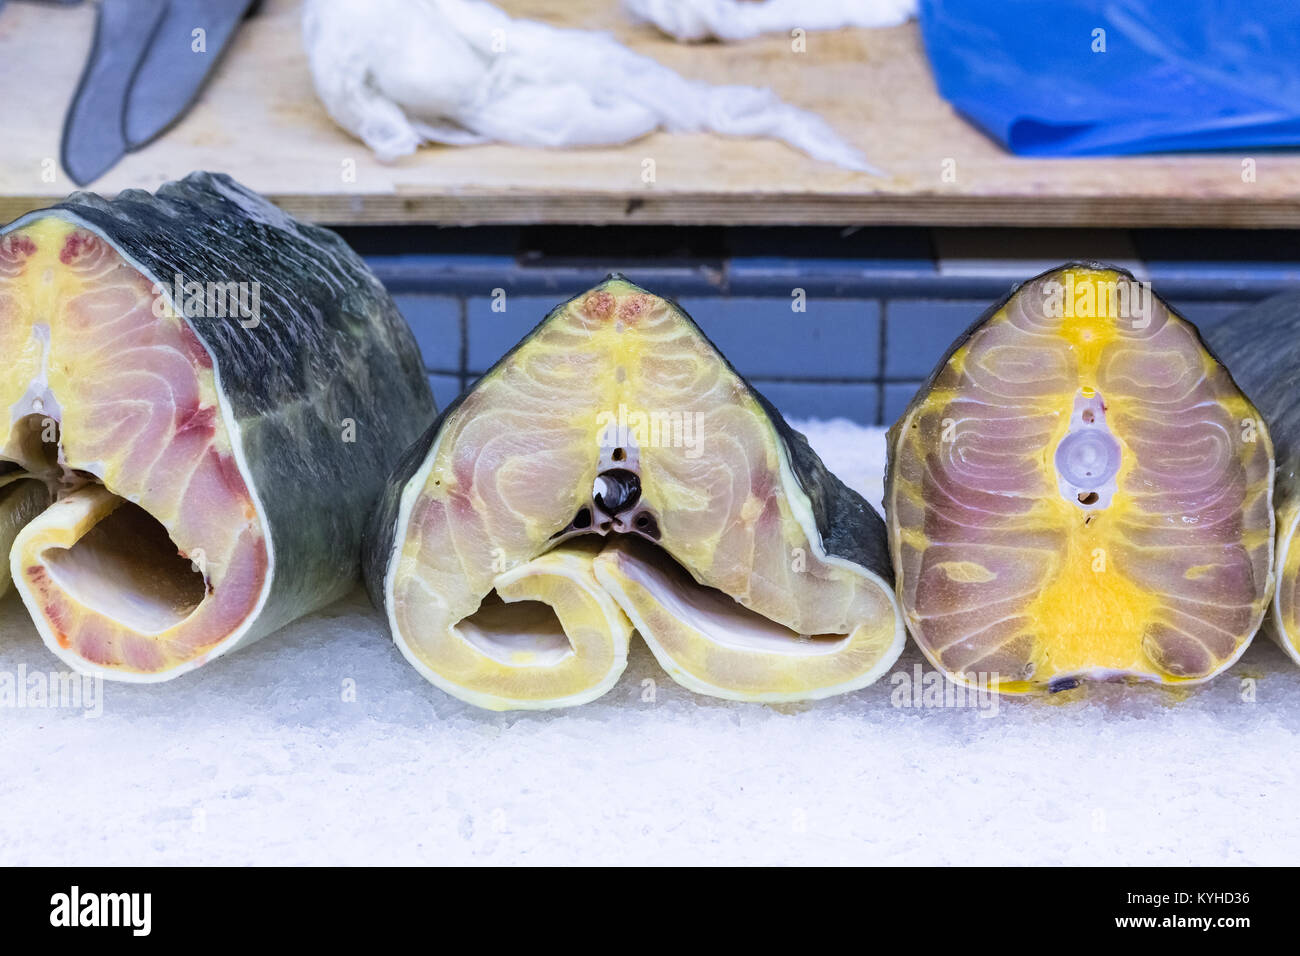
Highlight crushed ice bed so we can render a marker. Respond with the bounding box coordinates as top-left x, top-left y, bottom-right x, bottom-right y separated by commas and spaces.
0, 420, 1297, 865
